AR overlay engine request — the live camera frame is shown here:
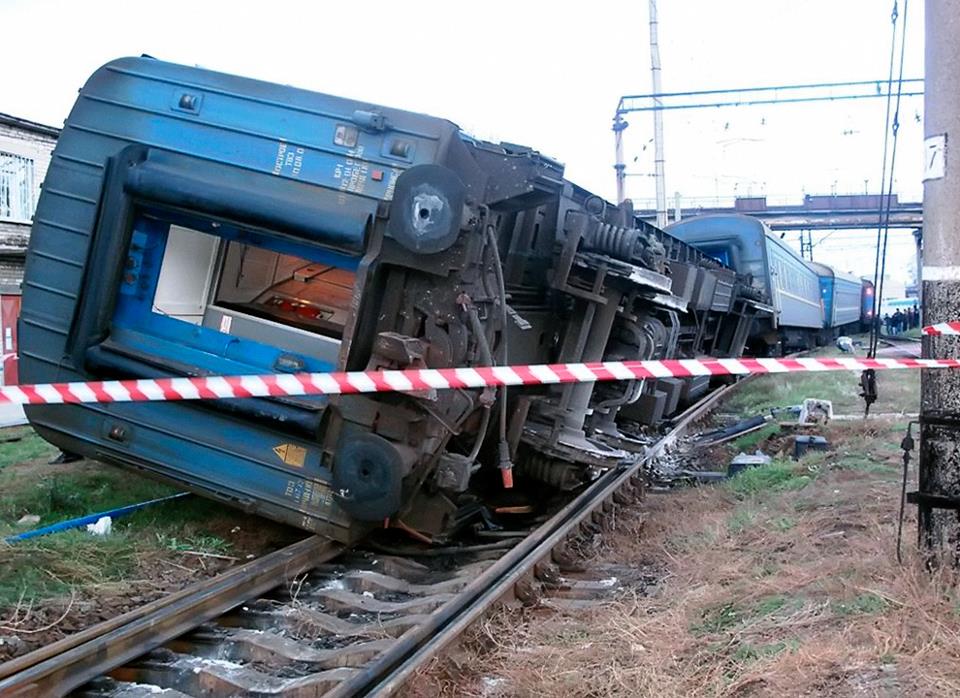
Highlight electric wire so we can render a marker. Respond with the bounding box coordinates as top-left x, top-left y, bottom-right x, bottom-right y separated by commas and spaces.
868, 0, 902, 360
875, 0, 911, 348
